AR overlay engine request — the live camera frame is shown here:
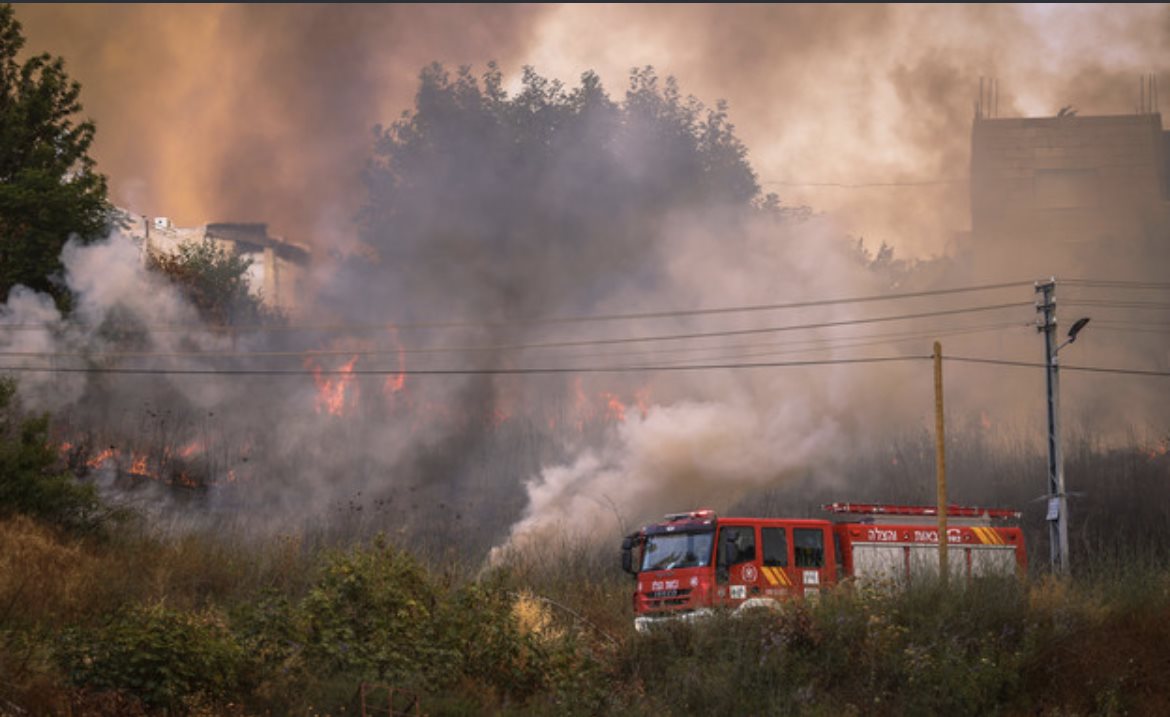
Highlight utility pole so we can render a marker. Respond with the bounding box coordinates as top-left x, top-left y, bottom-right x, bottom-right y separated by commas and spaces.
933, 341, 948, 584
1036, 279, 1069, 573
1036, 279, 1095, 575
